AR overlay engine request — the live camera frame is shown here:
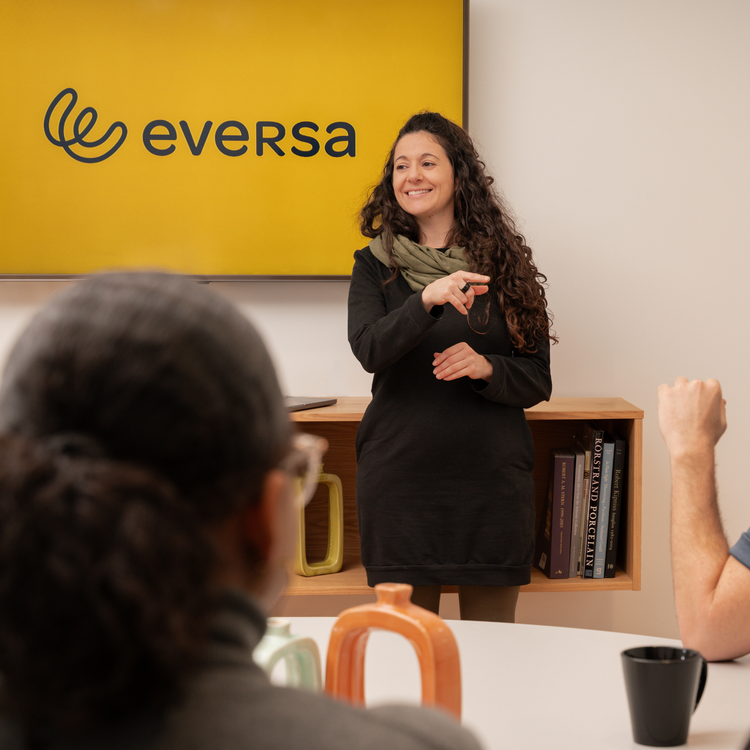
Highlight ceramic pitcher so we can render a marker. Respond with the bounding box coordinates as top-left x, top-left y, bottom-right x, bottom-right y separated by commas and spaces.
253, 617, 322, 692
324, 582, 461, 718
